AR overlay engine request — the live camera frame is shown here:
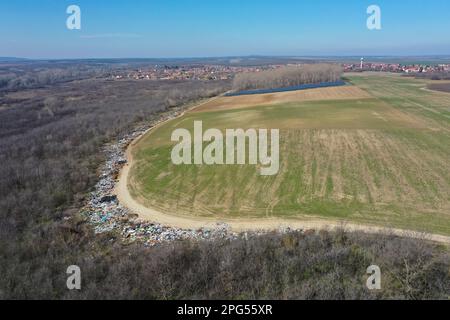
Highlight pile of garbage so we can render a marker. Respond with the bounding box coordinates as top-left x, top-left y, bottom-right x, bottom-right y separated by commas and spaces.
121, 222, 236, 247
81, 108, 243, 246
